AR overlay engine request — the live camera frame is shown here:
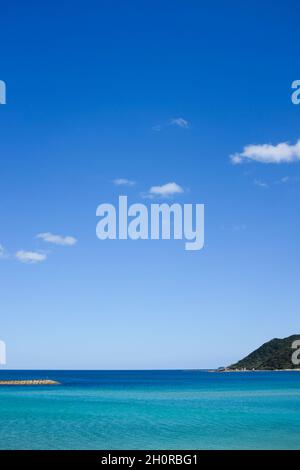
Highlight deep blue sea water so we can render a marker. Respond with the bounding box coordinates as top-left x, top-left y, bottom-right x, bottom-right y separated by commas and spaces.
0, 370, 300, 449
